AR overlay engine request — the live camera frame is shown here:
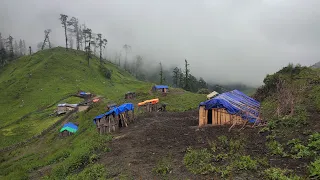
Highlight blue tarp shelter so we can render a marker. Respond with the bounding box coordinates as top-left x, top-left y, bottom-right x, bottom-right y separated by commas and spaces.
93, 103, 134, 124
153, 85, 169, 89
60, 122, 78, 133
199, 90, 260, 123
